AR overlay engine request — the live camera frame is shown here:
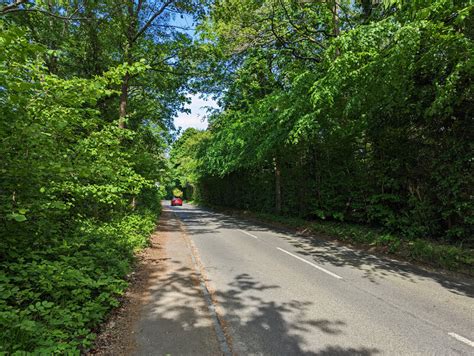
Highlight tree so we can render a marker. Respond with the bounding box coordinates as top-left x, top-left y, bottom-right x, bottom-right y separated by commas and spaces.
178, 0, 473, 240
0, 0, 208, 352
